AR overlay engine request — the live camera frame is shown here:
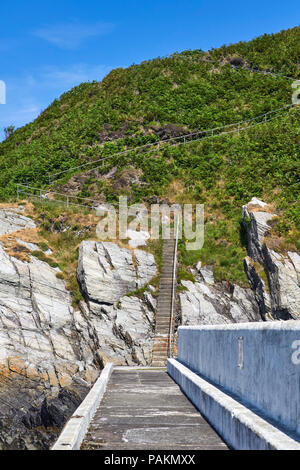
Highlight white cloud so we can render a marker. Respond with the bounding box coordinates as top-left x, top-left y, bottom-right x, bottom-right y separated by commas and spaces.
39, 63, 112, 88
33, 21, 114, 49
0, 63, 112, 138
